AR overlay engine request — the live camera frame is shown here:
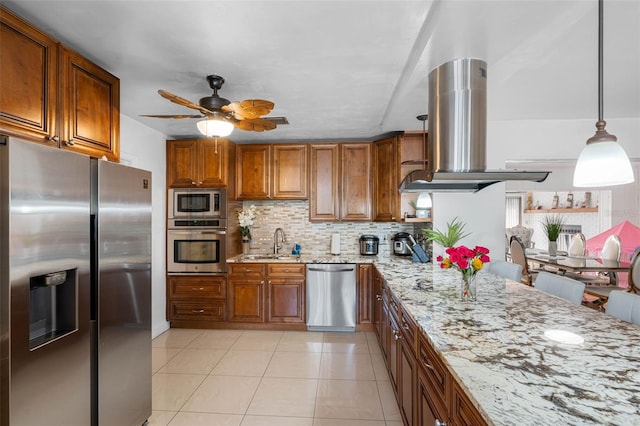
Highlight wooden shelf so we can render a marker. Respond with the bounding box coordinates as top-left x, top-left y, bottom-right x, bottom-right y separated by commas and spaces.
523, 207, 598, 214
402, 217, 433, 223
